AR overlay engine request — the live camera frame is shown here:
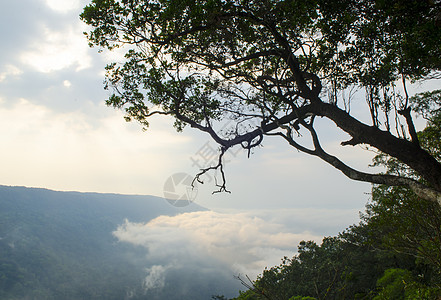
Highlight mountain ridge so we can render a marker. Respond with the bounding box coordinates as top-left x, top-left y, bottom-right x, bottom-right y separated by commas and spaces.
0, 184, 218, 299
